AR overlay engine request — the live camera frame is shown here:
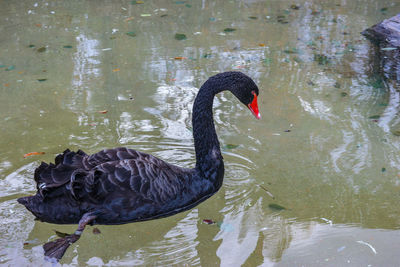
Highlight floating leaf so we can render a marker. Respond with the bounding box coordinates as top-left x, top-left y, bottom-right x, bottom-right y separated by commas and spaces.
369, 77, 384, 89
334, 82, 341, 88
307, 80, 315, 86
268, 203, 286, 211
54, 230, 70, 238
63, 45, 73, 48
249, 16, 258, 20
290, 4, 300, 10
223, 28, 236, 32
202, 219, 215, 225
28, 44, 35, 48
277, 15, 289, 24
125, 17, 134, 22
112, 68, 120, 72
314, 54, 330, 65
368, 115, 380, 120
224, 144, 239, 149
263, 58, 272, 65
380, 7, 388, 13
258, 43, 266, 47
37, 47, 46, 53
283, 48, 299, 54
160, 14, 168, 18
23, 152, 45, 158
174, 33, 187, 40
175, 1, 186, 4
126, 31, 136, 37
381, 167, 386, 172
140, 14, 151, 17
185, 4, 192, 8
98, 110, 108, 114
5, 65, 15, 71
293, 56, 303, 63
340, 92, 348, 97
131, 0, 144, 4
174, 56, 187, 60
92, 228, 101, 234
37, 79, 47, 82
203, 53, 212, 58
